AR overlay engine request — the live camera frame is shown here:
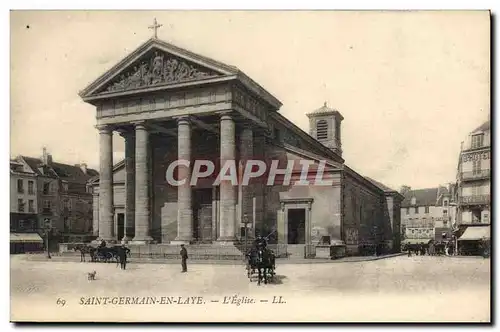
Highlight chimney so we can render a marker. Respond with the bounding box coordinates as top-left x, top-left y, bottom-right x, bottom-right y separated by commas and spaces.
80, 163, 88, 174
399, 185, 411, 196
42, 147, 52, 166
